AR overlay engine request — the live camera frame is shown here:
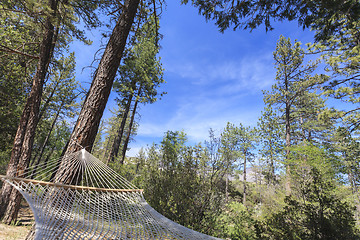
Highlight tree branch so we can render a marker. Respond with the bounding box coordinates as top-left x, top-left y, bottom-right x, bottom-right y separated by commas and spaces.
0, 44, 39, 59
